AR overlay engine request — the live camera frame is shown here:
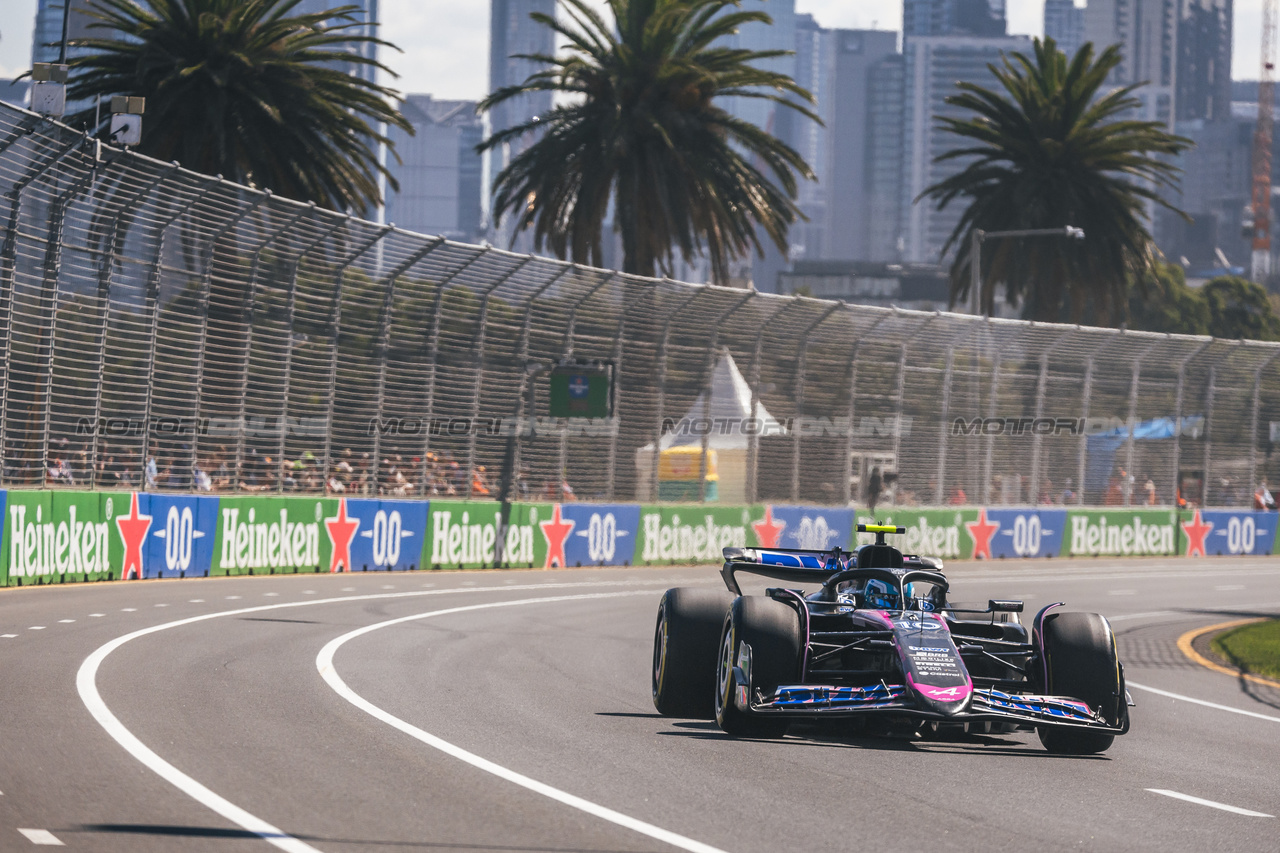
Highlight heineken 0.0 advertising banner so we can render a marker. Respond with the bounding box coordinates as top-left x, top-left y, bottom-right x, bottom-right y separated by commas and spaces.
558, 503, 641, 567
978, 509, 1069, 559
343, 498, 430, 571
855, 509, 978, 561
754, 505, 856, 551
3, 490, 115, 584
1181, 509, 1279, 557
637, 505, 767, 564
210, 496, 338, 575
141, 494, 220, 579
425, 501, 558, 569
1064, 509, 1179, 557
